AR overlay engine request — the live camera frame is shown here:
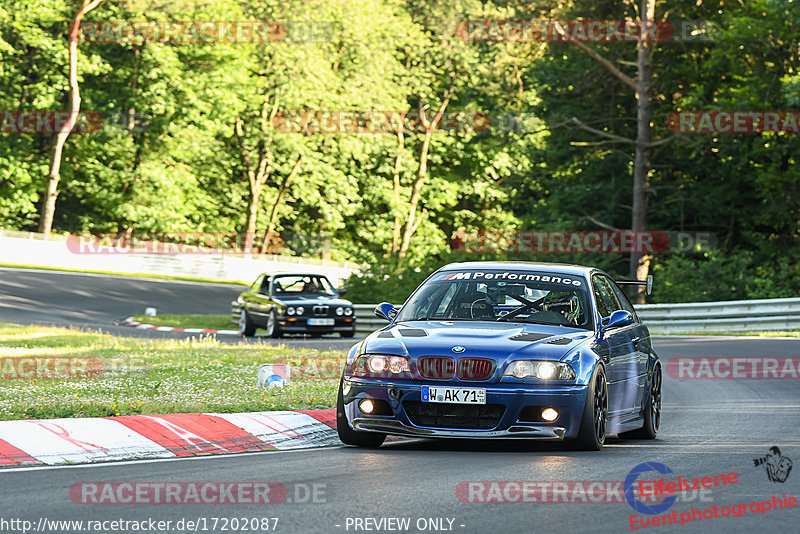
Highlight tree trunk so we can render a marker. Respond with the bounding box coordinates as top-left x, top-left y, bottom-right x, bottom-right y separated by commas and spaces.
261, 155, 302, 253
630, 0, 655, 301
390, 127, 404, 254
555, 4, 657, 301
38, 0, 105, 236
398, 87, 454, 259
234, 115, 272, 253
